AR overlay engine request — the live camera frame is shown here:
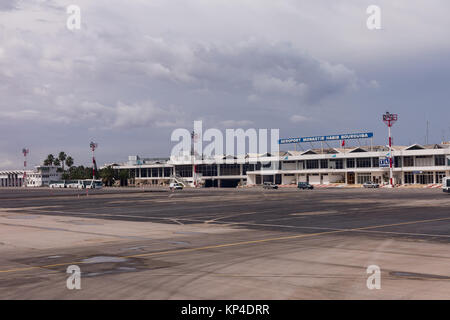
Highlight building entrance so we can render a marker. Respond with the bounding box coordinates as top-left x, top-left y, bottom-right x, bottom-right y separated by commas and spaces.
347, 172, 355, 184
